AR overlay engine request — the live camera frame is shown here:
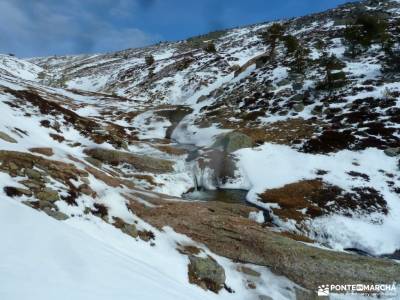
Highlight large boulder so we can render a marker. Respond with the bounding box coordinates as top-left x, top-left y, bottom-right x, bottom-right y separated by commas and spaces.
212, 131, 253, 154
384, 147, 400, 157
188, 255, 226, 293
